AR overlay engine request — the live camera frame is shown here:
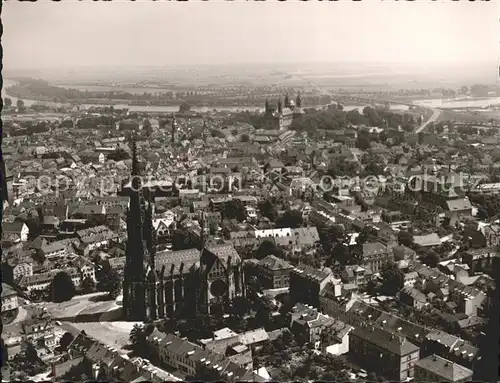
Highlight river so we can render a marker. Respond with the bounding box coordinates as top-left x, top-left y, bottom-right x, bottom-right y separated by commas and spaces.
412, 97, 500, 109
4, 79, 500, 113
